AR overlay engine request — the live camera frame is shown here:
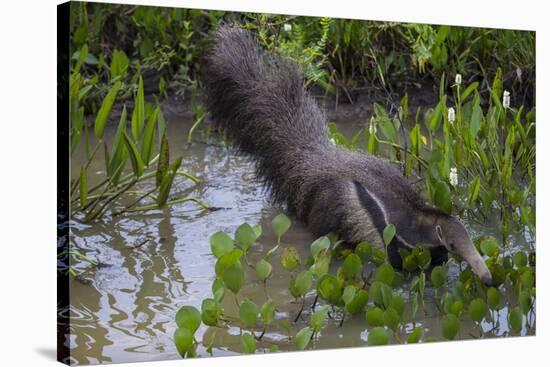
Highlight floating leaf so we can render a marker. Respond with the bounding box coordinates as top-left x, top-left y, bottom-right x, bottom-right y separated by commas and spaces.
486, 287, 500, 310
241, 333, 256, 354
441, 314, 459, 340
342, 285, 357, 305
521, 268, 535, 289
317, 274, 343, 305
210, 232, 234, 259
383, 224, 396, 246
355, 242, 373, 262
372, 248, 387, 265
235, 223, 256, 252
239, 299, 258, 326
255, 259, 272, 281
174, 327, 193, 357
342, 253, 362, 278
366, 307, 385, 327
201, 298, 221, 326
260, 298, 275, 326
367, 327, 389, 346
223, 263, 245, 294
295, 327, 313, 350
215, 249, 243, 277
176, 306, 201, 334
375, 263, 395, 285
468, 298, 487, 323
252, 224, 262, 239
403, 253, 418, 272
384, 307, 400, 332
508, 307, 523, 333
272, 213, 291, 238
488, 263, 506, 287
390, 294, 405, 318
294, 270, 313, 296
346, 289, 369, 315
212, 279, 225, 302
311, 252, 331, 278
310, 305, 329, 333
480, 237, 499, 257
369, 281, 393, 310
449, 300, 464, 317
513, 252, 528, 268
281, 246, 301, 272
519, 291, 532, 315
311, 236, 330, 259
407, 327, 423, 344
431, 265, 447, 287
